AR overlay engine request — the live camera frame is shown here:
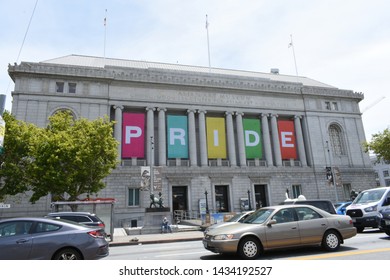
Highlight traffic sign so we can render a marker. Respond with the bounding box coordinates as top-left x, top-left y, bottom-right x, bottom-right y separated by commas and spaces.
0, 203, 11, 208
